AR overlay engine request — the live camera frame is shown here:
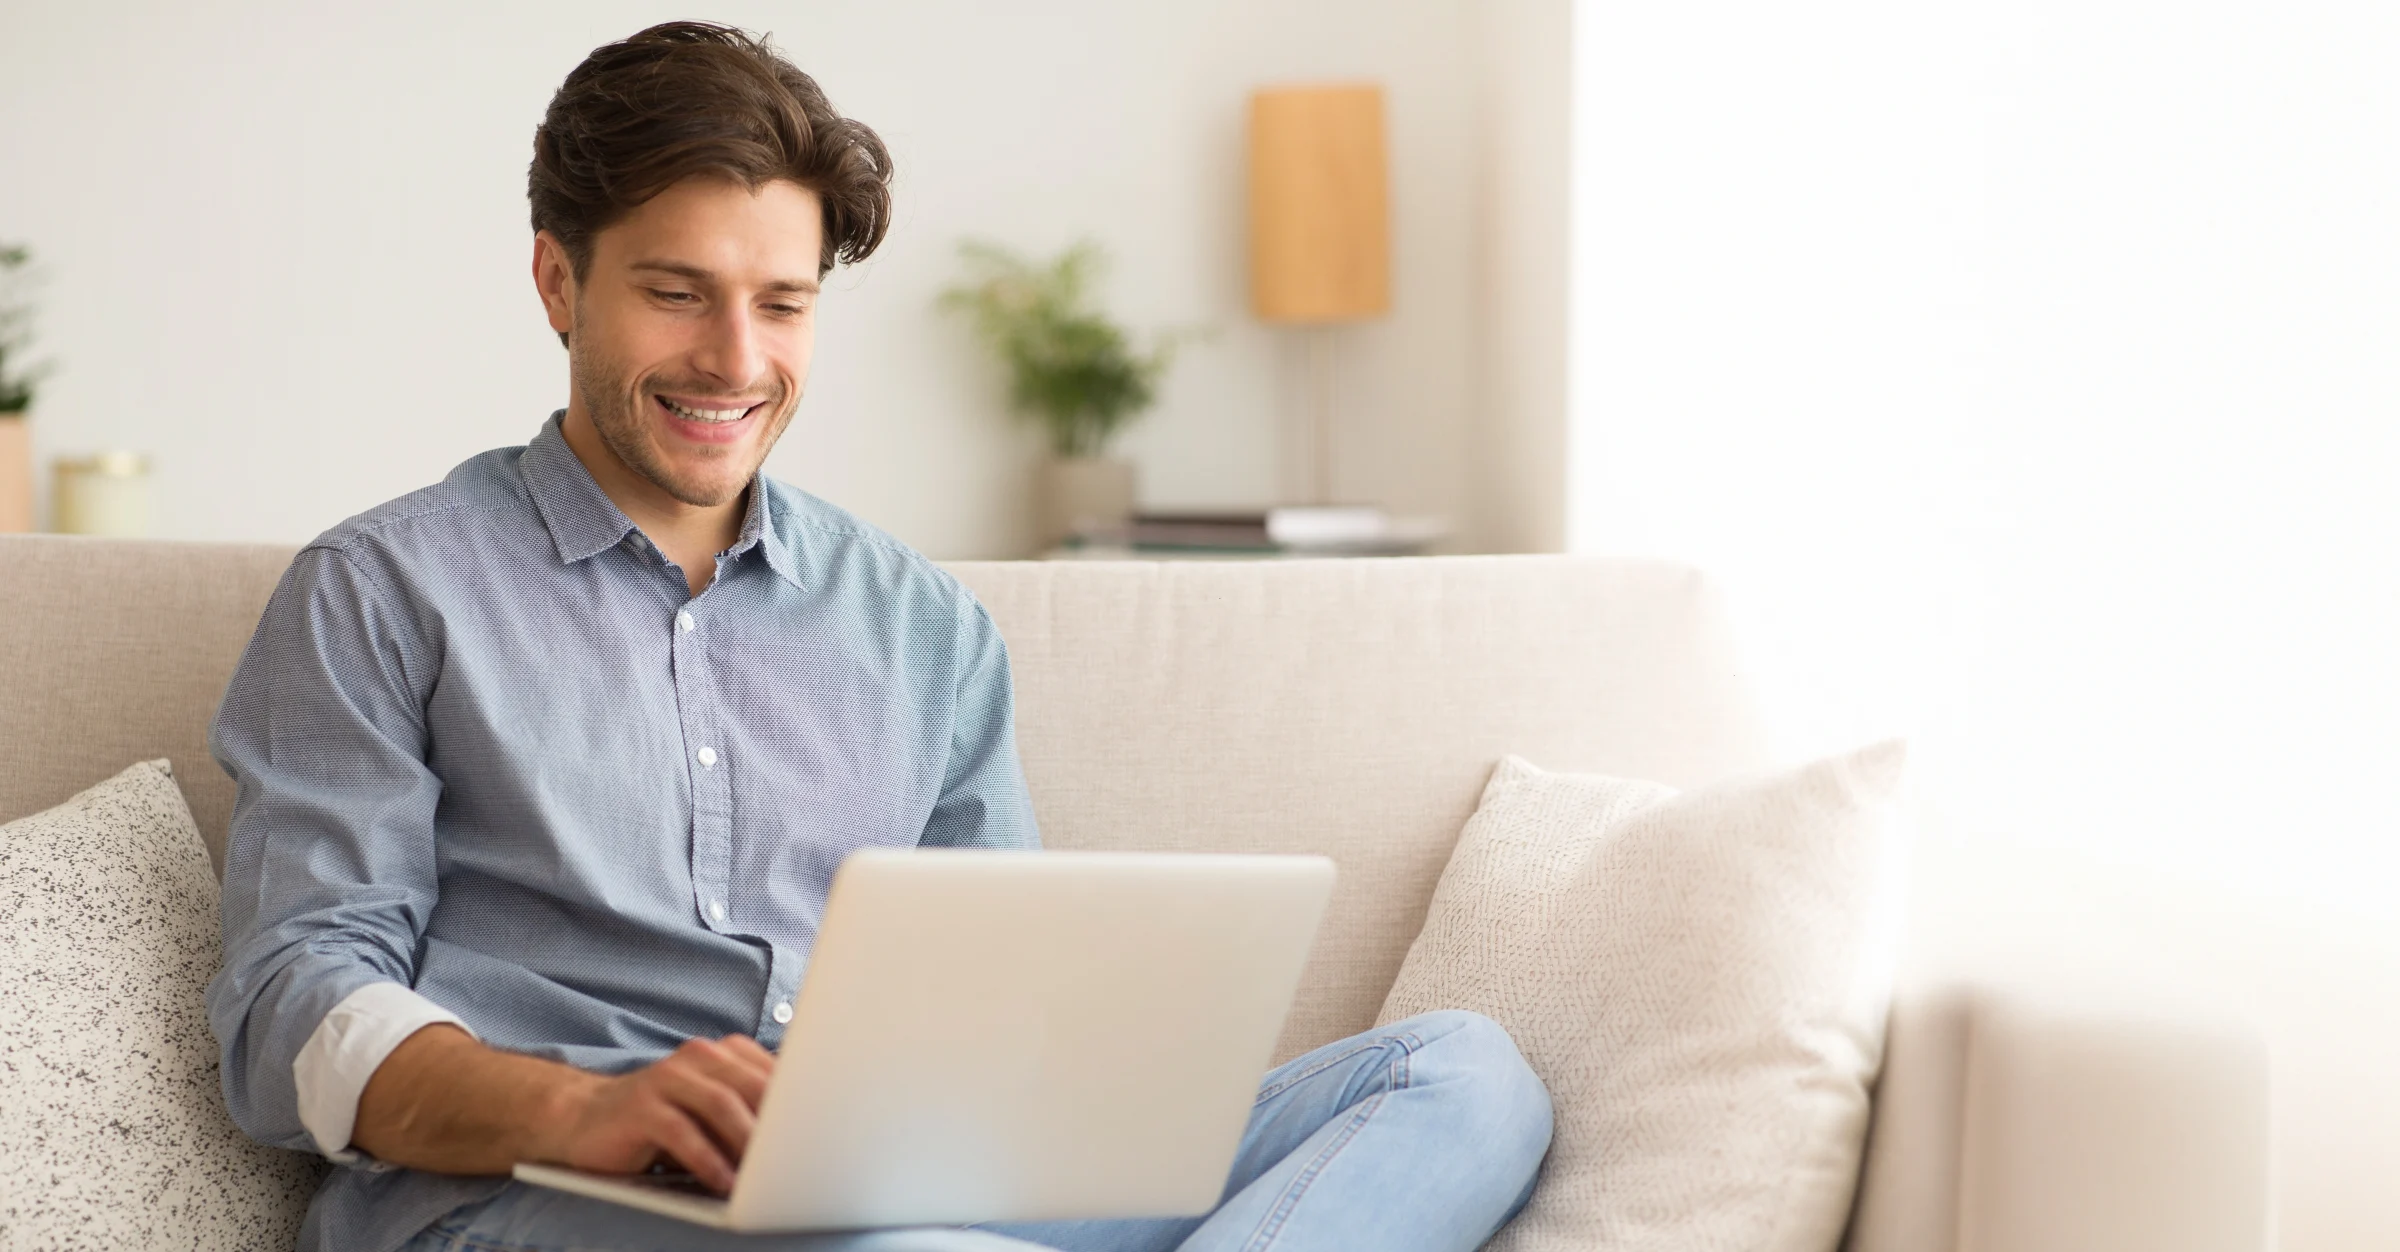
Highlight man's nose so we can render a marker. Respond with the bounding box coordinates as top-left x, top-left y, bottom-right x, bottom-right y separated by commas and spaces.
692, 303, 766, 390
